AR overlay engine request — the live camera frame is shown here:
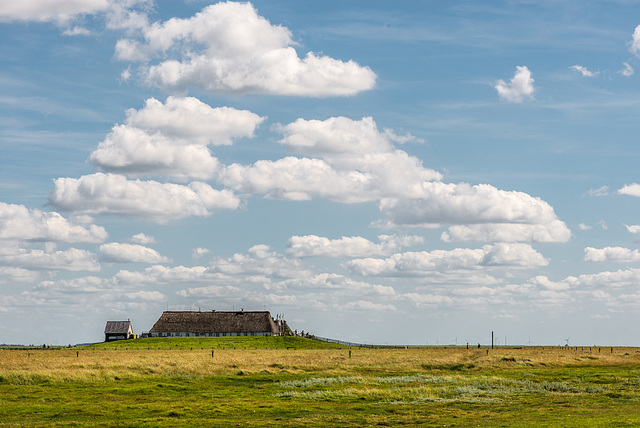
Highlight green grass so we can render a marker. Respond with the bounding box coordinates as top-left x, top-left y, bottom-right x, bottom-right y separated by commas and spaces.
2, 341, 640, 426
81, 336, 347, 350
